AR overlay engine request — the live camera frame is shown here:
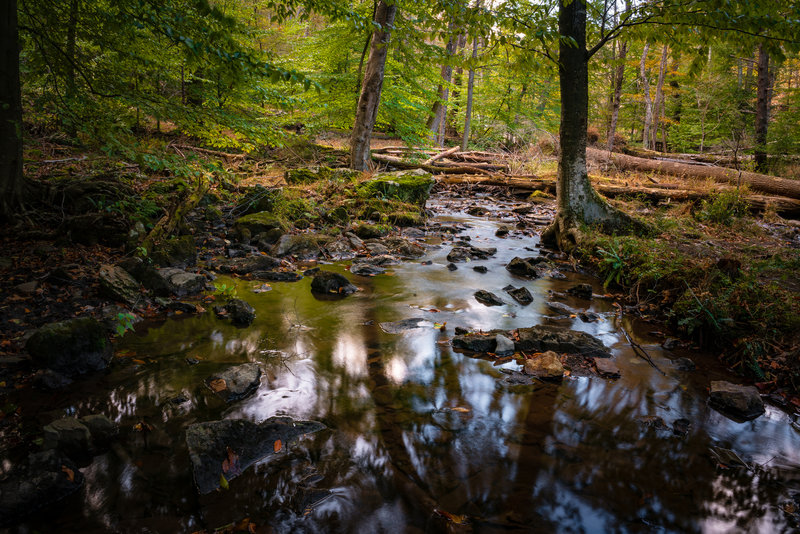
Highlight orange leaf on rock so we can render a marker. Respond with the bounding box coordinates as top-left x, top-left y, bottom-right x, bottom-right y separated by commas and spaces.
61, 465, 74, 482
274, 439, 282, 453
208, 378, 227, 393
434, 508, 468, 525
